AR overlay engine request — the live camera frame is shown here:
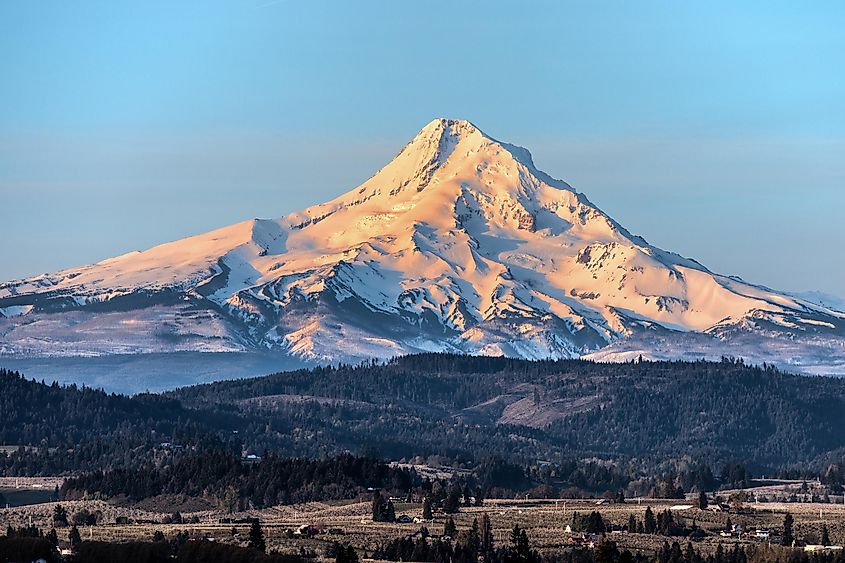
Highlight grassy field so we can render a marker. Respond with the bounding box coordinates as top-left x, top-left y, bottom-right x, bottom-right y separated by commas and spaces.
3, 496, 844, 556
